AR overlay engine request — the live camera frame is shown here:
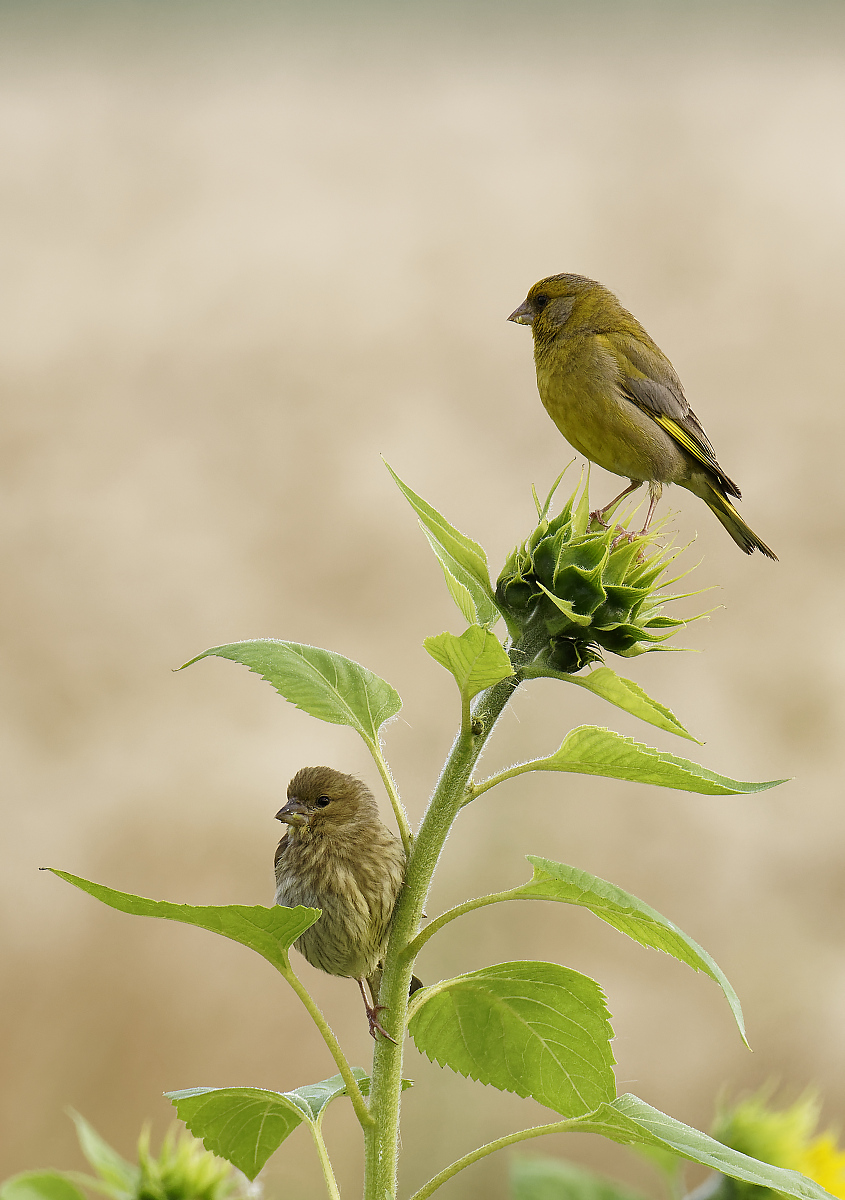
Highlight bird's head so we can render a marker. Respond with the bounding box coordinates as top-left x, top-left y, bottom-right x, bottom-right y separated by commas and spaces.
276, 766, 376, 835
508, 273, 617, 339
